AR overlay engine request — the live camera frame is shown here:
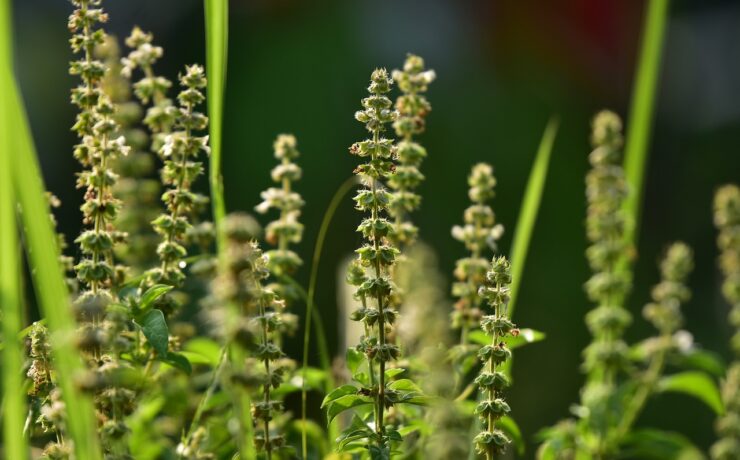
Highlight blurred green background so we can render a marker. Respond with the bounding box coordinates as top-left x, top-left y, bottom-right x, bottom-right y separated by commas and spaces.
11, 0, 740, 455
